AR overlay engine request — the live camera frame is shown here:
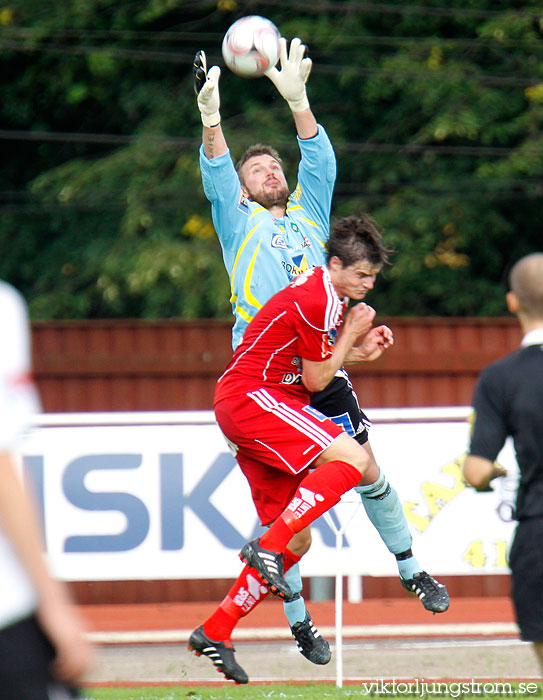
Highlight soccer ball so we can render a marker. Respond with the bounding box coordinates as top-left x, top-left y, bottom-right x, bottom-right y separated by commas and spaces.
222, 15, 280, 78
